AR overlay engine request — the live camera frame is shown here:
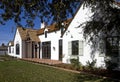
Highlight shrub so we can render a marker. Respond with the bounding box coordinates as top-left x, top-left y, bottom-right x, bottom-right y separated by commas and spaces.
86, 59, 96, 70
105, 60, 118, 71
70, 58, 82, 70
